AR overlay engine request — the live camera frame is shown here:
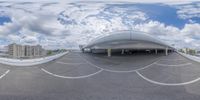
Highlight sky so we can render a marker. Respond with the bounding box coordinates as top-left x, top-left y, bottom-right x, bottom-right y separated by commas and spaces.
0, 0, 200, 50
